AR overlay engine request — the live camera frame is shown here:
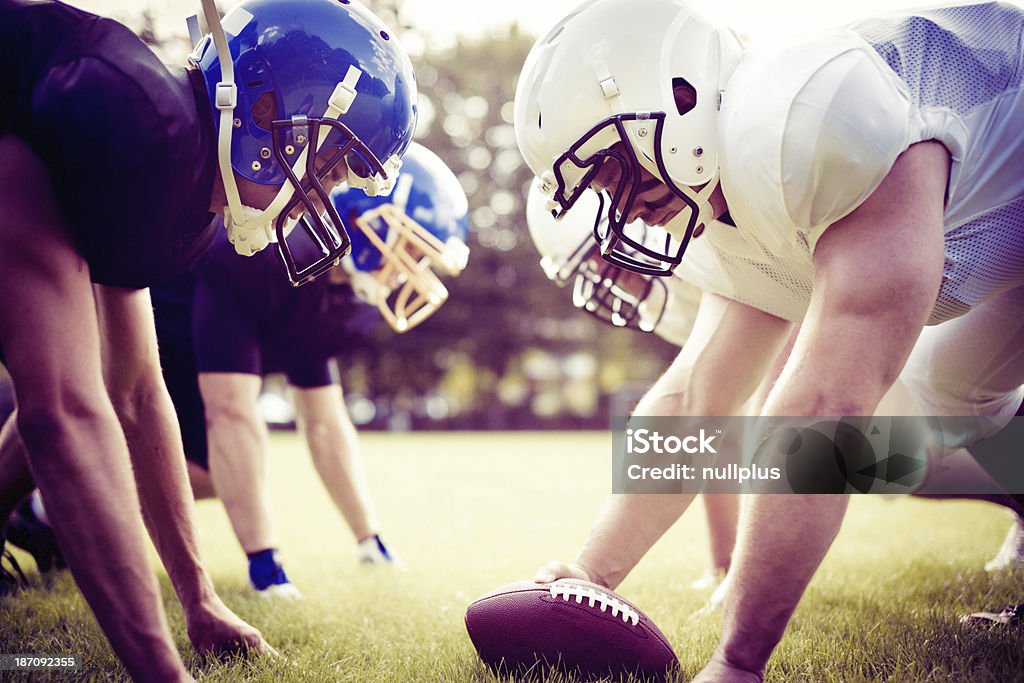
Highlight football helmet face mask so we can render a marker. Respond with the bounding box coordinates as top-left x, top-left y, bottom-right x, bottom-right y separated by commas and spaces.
334, 144, 470, 333
192, 0, 418, 286
527, 180, 671, 336
514, 0, 741, 275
